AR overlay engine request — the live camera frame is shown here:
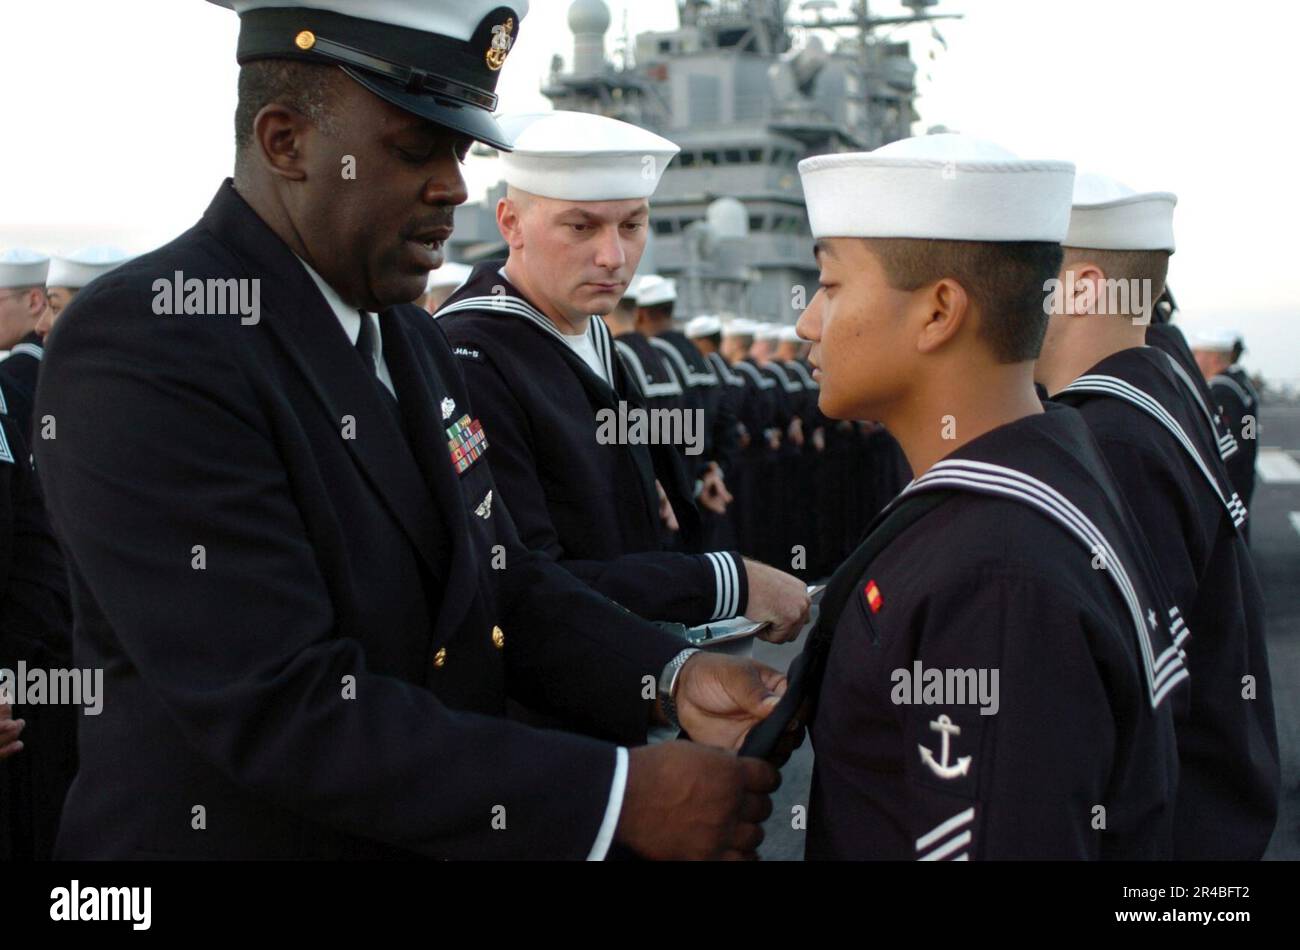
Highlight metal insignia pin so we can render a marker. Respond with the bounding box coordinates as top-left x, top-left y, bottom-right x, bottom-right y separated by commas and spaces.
475, 490, 493, 519
441, 397, 455, 421
486, 18, 514, 70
